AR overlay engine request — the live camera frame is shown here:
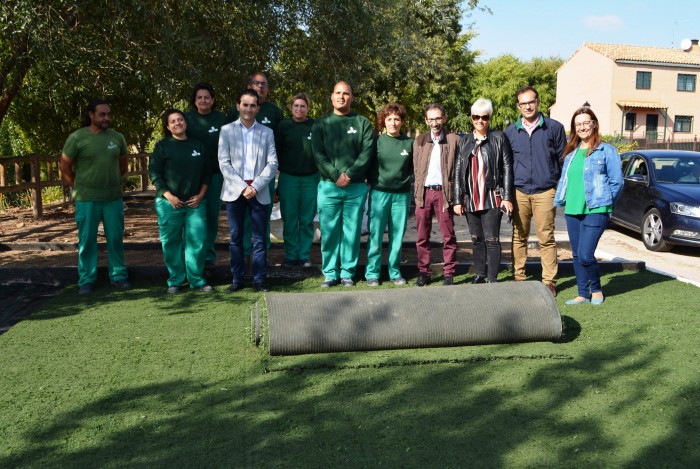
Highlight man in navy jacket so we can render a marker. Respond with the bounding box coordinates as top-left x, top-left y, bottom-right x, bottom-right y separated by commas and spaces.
505, 86, 566, 296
